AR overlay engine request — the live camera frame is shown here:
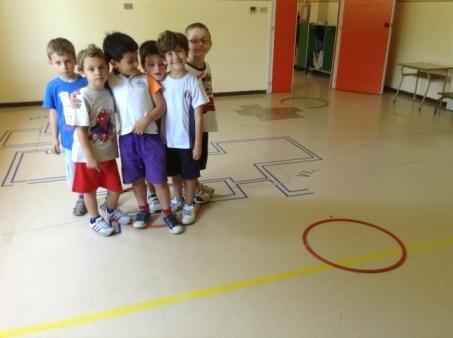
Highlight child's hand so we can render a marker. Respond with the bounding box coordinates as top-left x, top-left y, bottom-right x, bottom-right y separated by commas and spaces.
131, 117, 149, 135
52, 138, 61, 154
86, 156, 101, 172
69, 91, 81, 108
192, 144, 202, 161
